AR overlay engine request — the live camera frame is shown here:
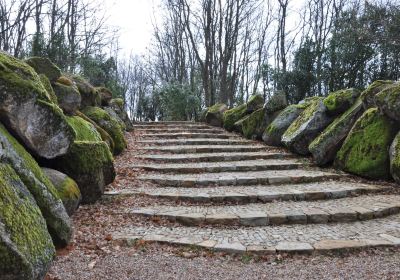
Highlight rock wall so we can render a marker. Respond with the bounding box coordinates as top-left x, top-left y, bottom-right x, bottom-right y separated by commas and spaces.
0, 52, 132, 279
204, 82, 400, 183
